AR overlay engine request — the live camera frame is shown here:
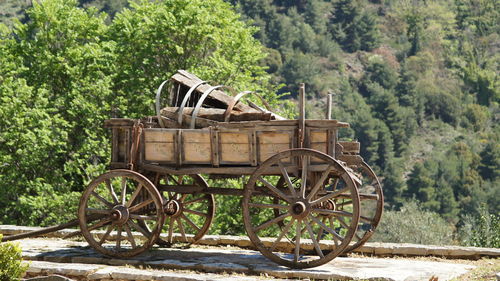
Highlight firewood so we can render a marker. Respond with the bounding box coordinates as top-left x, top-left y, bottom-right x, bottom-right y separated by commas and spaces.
160, 107, 273, 123
171, 70, 260, 113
